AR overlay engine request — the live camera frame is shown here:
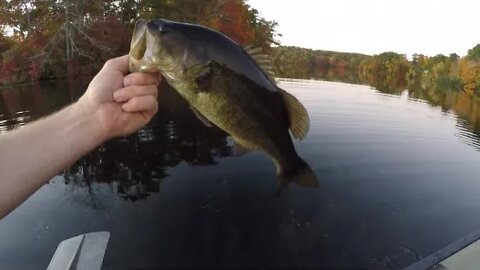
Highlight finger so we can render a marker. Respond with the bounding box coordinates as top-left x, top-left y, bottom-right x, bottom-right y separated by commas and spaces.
121, 95, 158, 116
124, 72, 161, 87
113, 84, 158, 102
103, 55, 130, 74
